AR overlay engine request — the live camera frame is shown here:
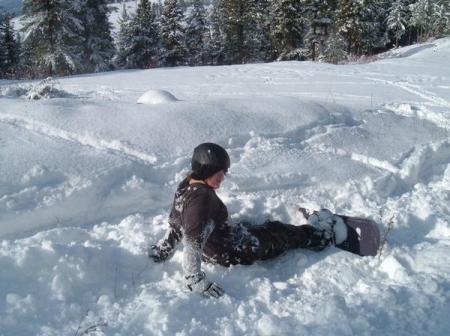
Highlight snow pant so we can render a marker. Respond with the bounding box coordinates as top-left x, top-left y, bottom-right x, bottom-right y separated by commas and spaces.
204, 221, 329, 267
